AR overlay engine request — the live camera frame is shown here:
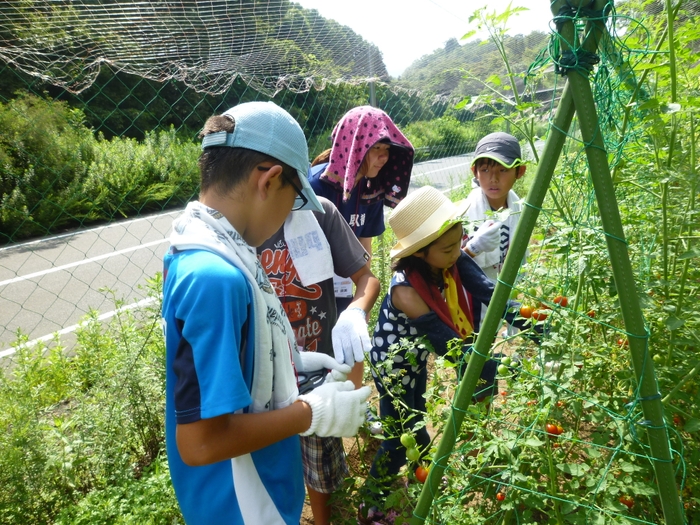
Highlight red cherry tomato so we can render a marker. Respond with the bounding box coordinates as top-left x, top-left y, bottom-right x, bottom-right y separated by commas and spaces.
496, 492, 506, 502
415, 465, 429, 483
546, 423, 559, 436
532, 310, 548, 321
553, 295, 568, 308
619, 495, 634, 509
586, 309, 596, 318
556, 424, 564, 435
617, 337, 629, 347
519, 305, 533, 318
